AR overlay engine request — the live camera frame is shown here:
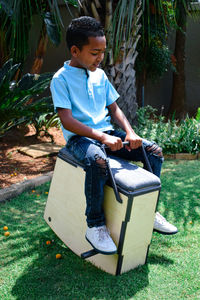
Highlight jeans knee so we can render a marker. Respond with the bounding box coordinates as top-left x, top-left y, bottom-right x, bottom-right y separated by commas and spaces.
145, 143, 164, 160
94, 154, 109, 177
